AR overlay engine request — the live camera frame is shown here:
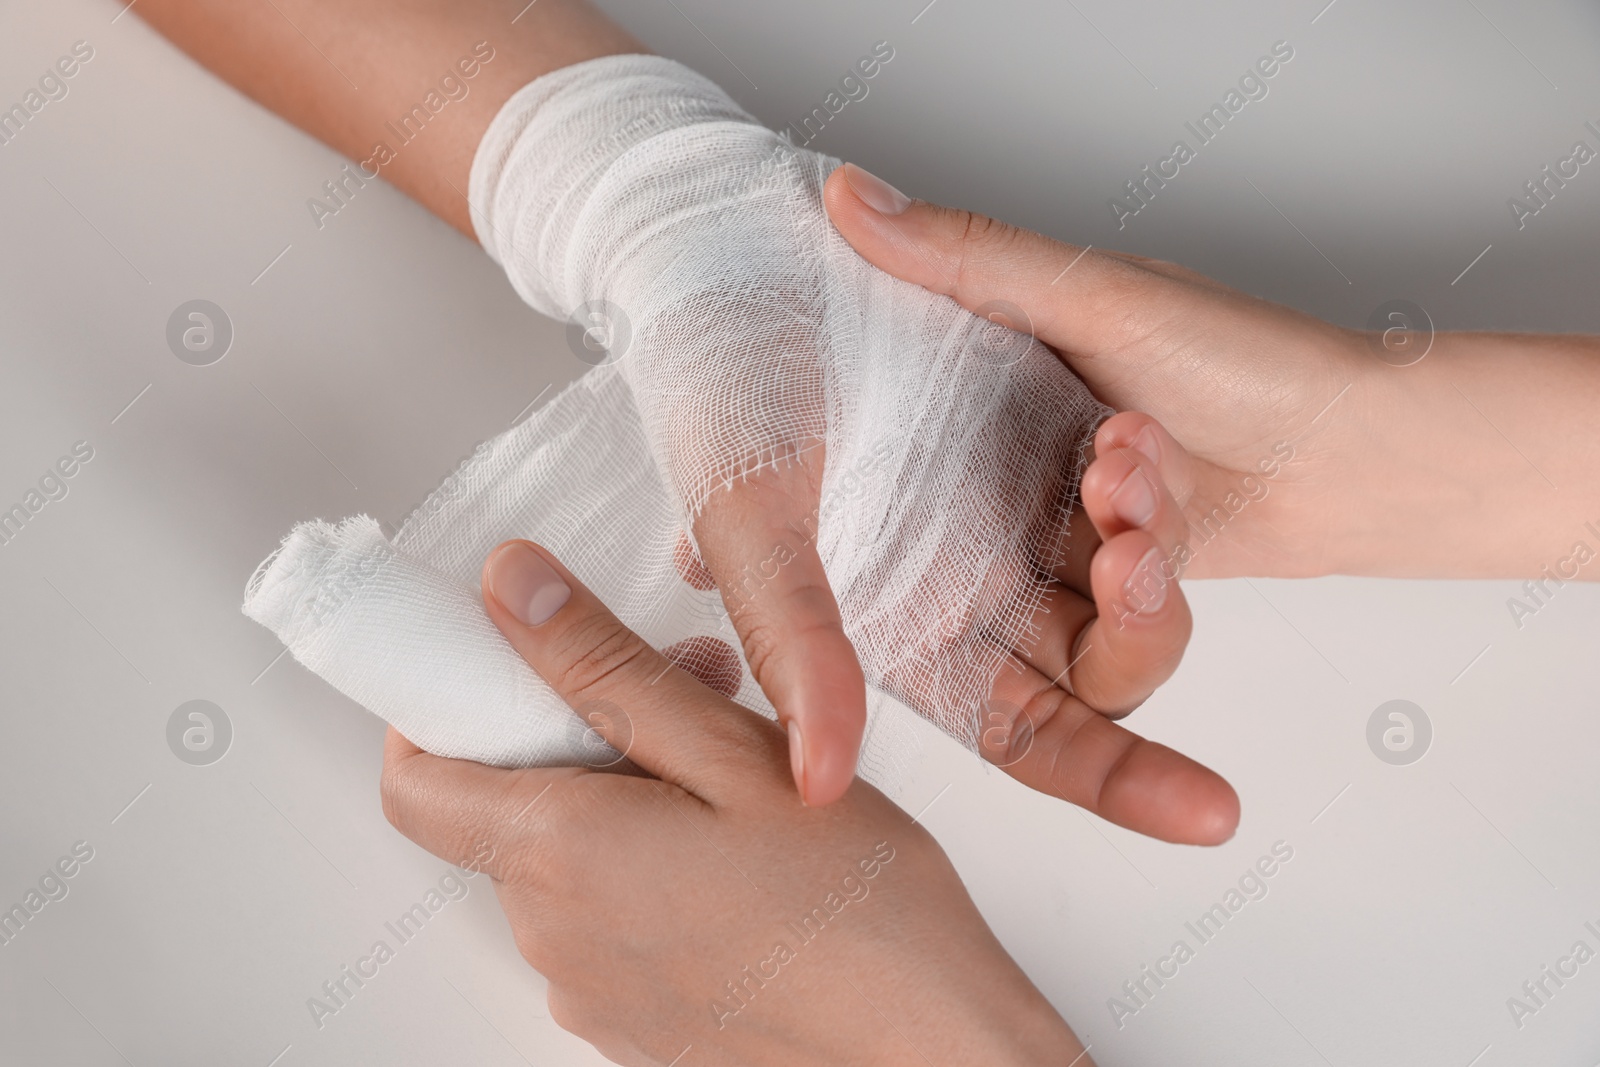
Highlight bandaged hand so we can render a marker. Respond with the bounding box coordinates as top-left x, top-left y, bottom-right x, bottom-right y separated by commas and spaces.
248, 55, 1238, 846
380, 539, 1092, 1067
470, 56, 1233, 836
